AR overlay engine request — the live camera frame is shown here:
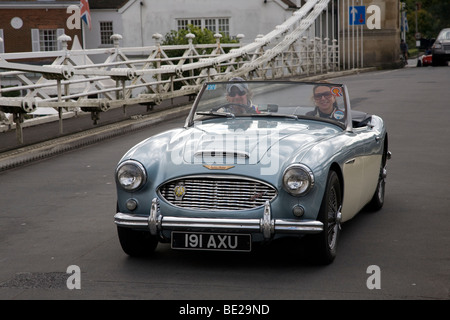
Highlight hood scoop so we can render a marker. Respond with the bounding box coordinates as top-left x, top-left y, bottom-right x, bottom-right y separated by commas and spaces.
194, 150, 250, 165
194, 150, 249, 159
